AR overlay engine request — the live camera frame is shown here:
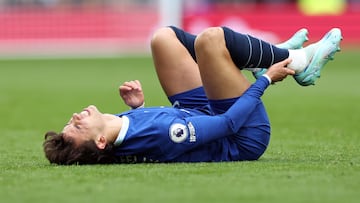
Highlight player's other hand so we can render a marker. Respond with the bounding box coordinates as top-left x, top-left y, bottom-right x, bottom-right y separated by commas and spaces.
266, 58, 295, 83
119, 80, 145, 109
